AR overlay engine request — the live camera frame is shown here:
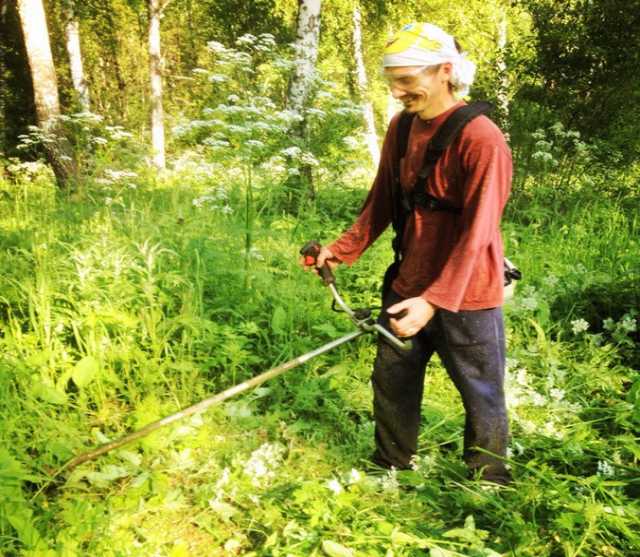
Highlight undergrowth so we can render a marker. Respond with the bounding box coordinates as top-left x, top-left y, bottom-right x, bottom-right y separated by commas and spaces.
0, 159, 638, 556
